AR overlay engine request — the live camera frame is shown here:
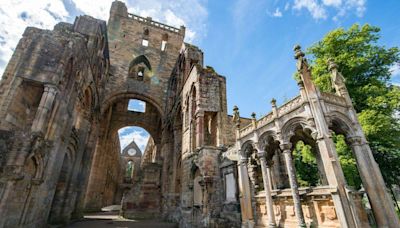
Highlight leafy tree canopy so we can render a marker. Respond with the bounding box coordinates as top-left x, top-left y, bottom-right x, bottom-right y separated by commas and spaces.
305, 24, 400, 188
